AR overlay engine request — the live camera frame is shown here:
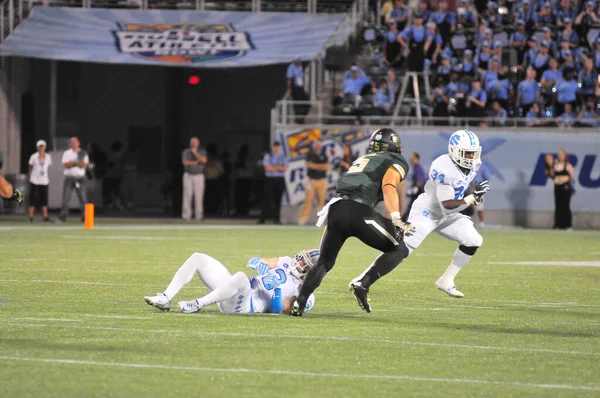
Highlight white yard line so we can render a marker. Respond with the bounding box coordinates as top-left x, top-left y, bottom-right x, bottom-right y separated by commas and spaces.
12, 317, 82, 323
83, 315, 150, 320
62, 235, 196, 241
0, 321, 597, 357
489, 261, 600, 267
0, 355, 596, 391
